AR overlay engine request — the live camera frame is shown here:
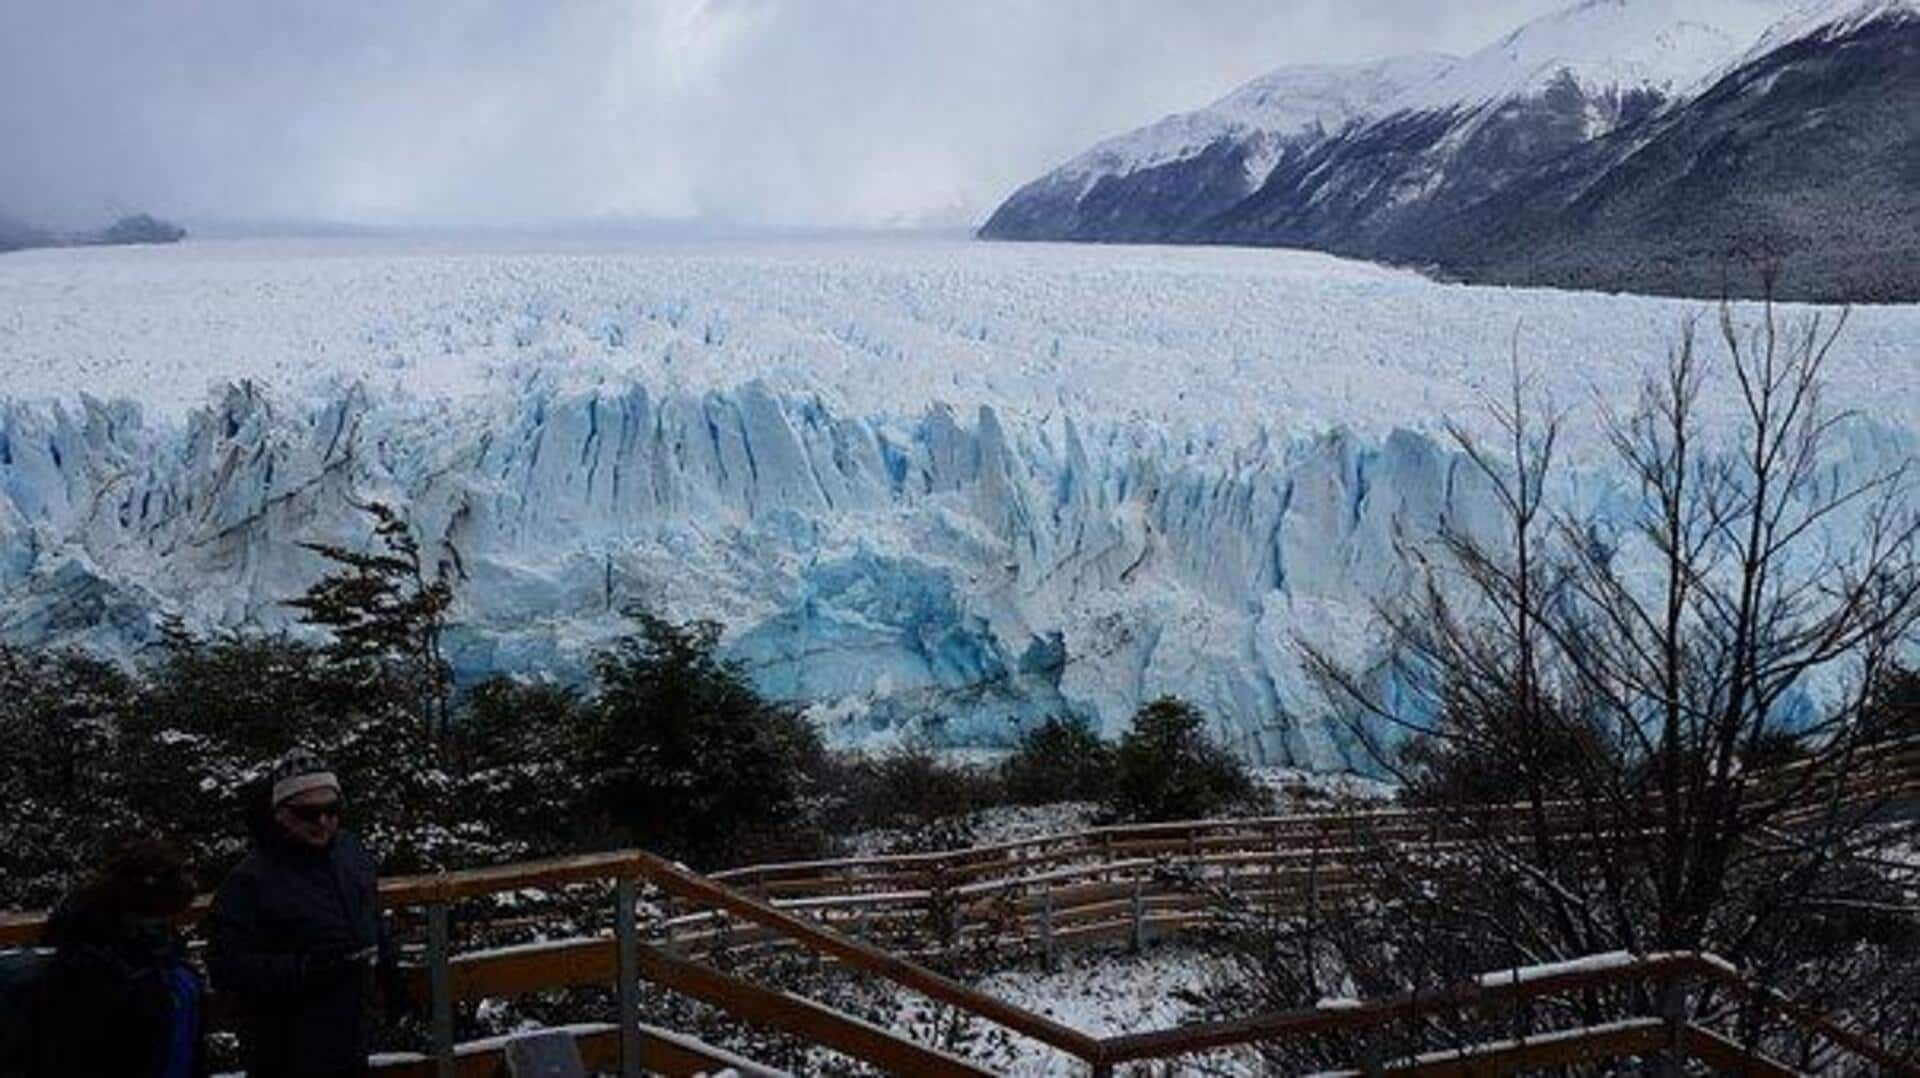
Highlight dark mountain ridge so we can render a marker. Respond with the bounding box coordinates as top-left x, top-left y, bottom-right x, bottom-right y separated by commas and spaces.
0, 212, 186, 254
982, 7, 1920, 302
